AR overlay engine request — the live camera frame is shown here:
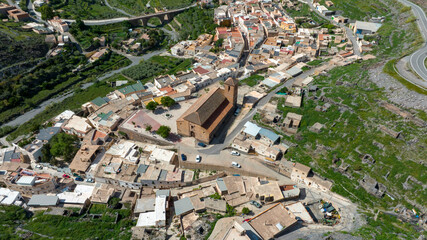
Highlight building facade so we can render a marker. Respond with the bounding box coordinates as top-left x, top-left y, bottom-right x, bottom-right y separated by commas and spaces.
176, 78, 238, 143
